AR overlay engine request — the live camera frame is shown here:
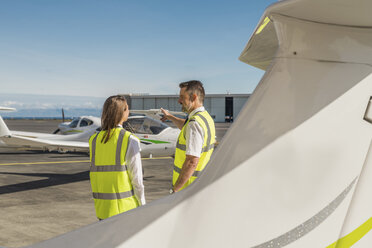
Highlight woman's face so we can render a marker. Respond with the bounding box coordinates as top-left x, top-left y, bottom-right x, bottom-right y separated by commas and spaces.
120, 103, 129, 123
